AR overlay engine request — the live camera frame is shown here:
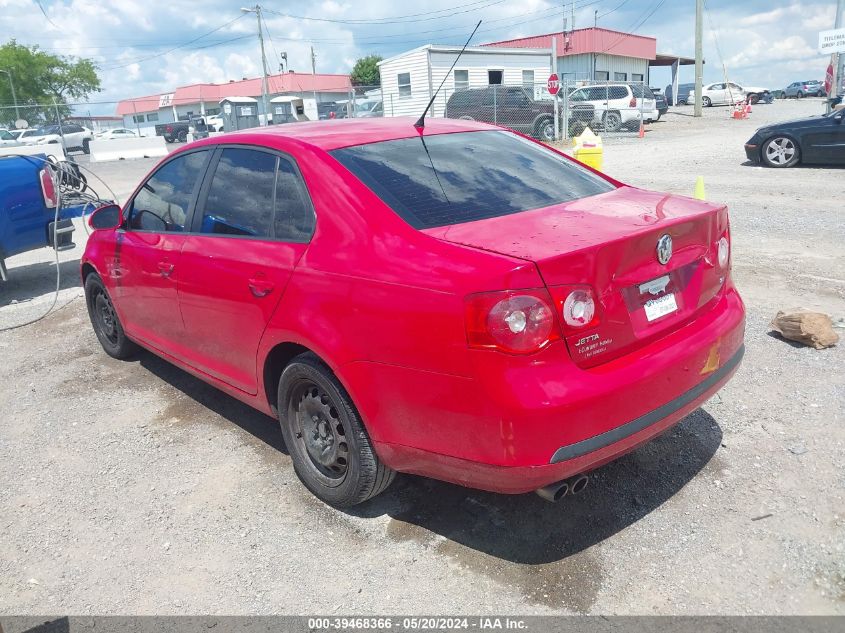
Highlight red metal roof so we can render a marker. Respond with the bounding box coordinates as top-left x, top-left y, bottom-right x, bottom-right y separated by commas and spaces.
483, 27, 656, 60
116, 72, 352, 116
